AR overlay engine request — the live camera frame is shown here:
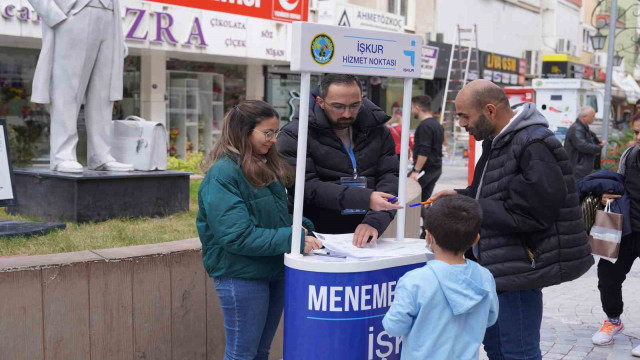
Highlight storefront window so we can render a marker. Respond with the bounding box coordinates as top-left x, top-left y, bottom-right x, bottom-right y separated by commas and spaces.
166, 59, 246, 158
113, 56, 141, 120
0, 48, 49, 165
167, 59, 246, 113
0, 50, 141, 166
385, 78, 426, 129
266, 71, 320, 127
